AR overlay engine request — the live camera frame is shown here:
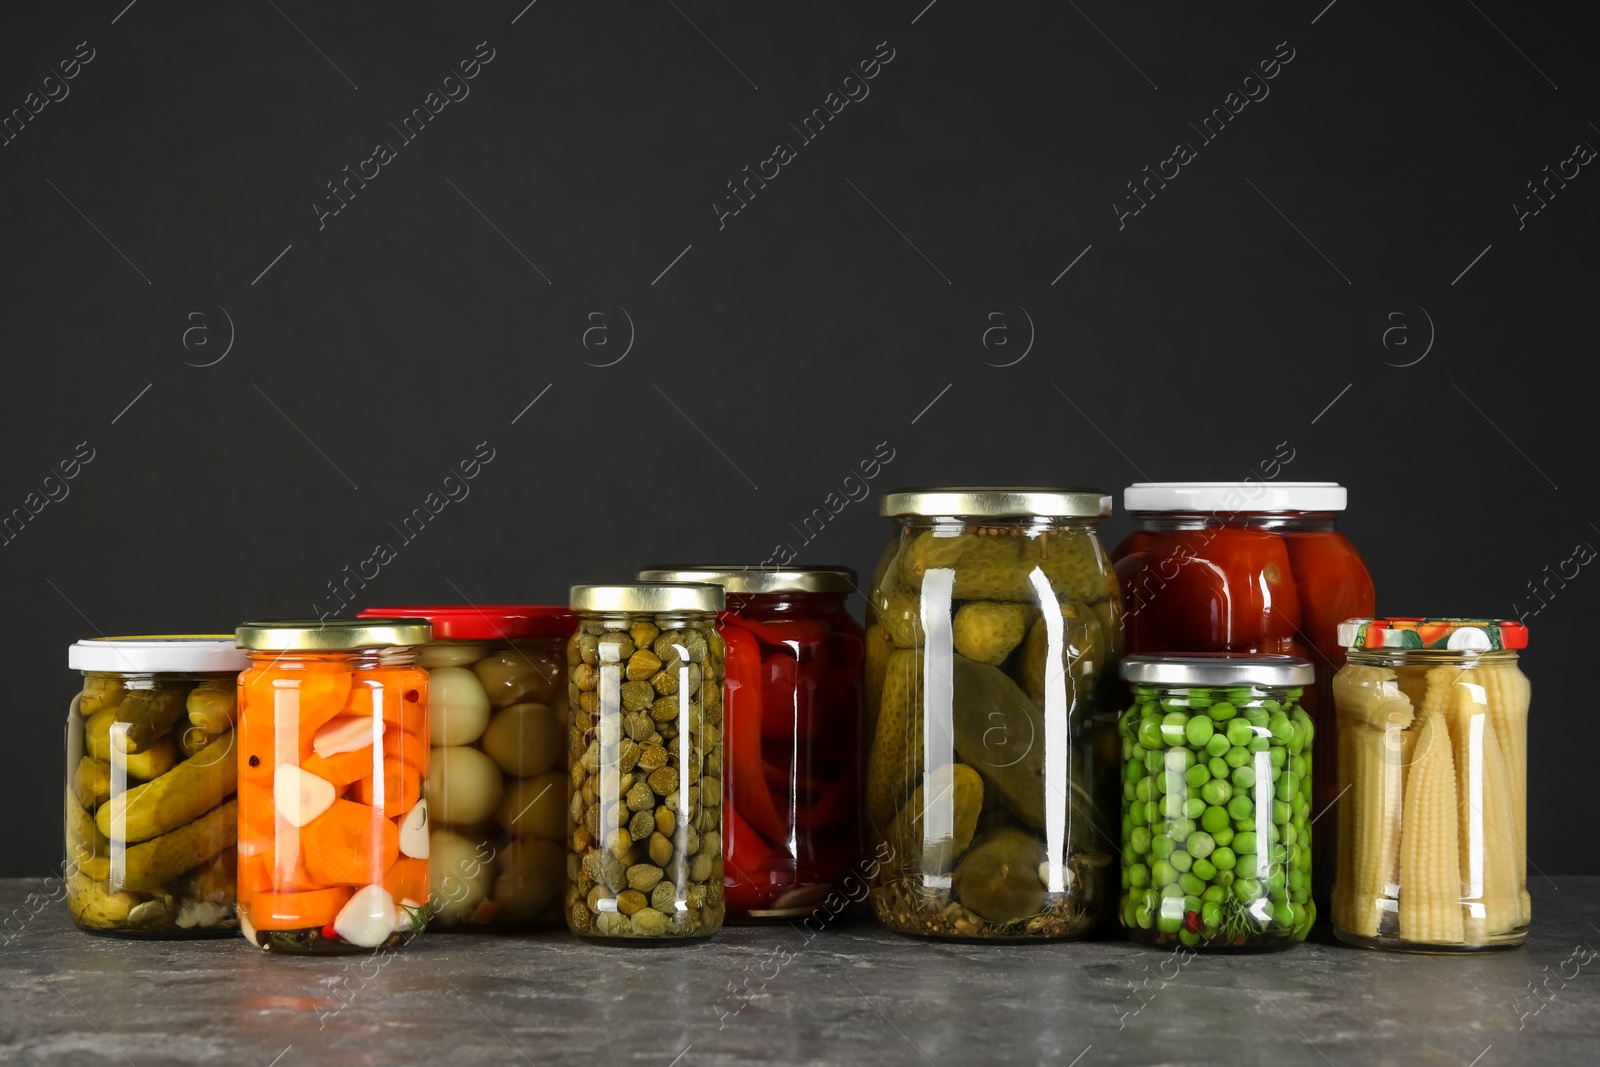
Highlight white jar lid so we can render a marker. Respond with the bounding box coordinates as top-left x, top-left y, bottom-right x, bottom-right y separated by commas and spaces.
68, 635, 250, 674
1123, 481, 1347, 513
